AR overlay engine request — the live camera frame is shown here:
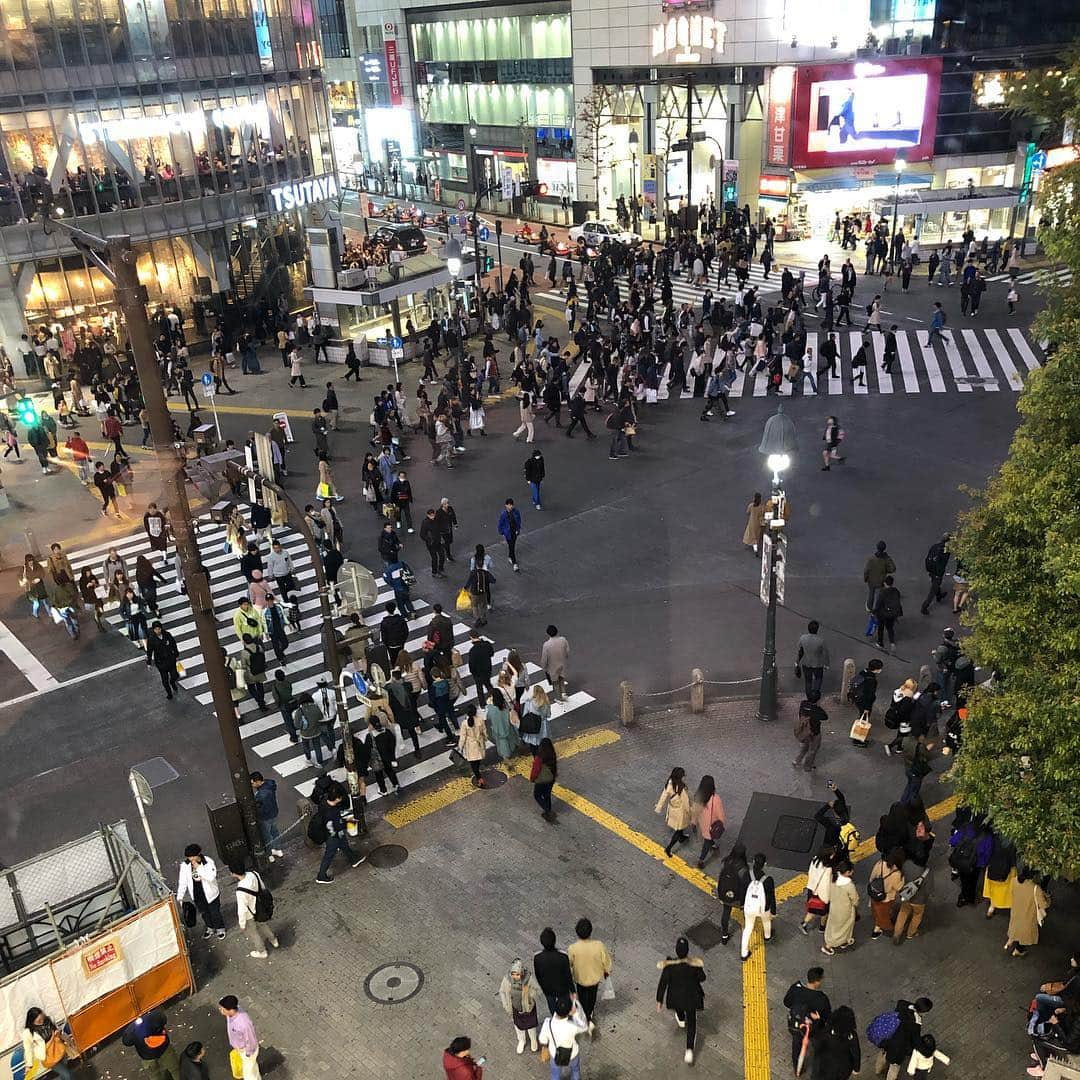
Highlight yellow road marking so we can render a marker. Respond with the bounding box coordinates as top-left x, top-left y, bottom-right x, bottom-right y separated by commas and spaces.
383, 726, 620, 829
550, 783, 716, 895
743, 922, 770, 1080
167, 400, 279, 418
